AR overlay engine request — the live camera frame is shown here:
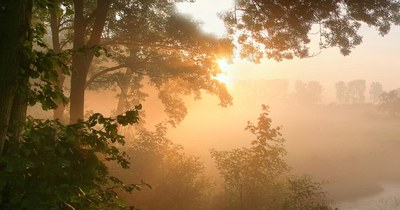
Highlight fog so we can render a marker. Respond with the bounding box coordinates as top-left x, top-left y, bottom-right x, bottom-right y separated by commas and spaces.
21, 0, 400, 209
164, 86, 400, 199
63, 74, 400, 209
